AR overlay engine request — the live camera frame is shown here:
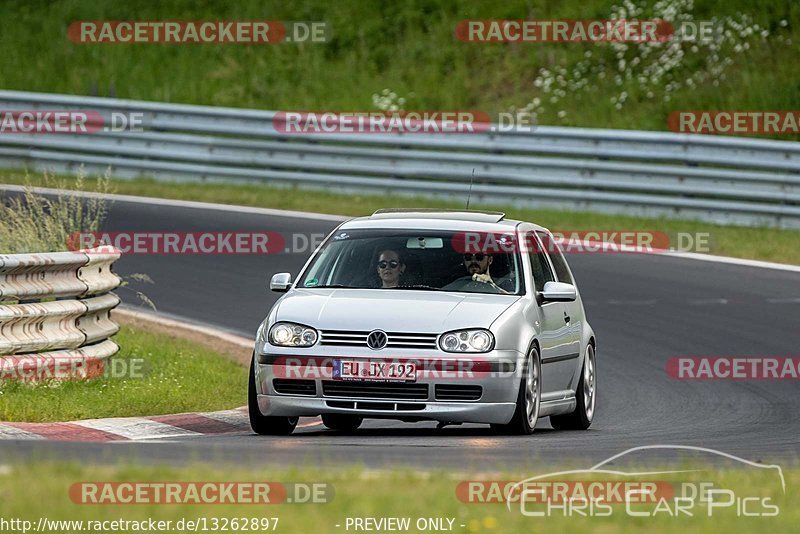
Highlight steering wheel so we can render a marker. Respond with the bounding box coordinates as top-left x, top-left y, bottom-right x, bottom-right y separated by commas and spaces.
459, 280, 504, 294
